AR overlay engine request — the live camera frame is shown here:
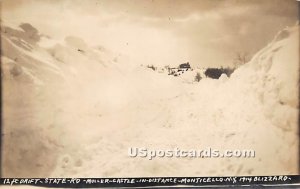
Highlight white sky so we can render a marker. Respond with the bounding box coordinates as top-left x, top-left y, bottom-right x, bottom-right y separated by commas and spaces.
1, 0, 299, 67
